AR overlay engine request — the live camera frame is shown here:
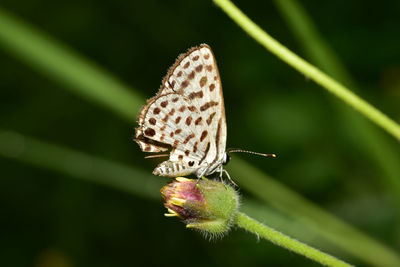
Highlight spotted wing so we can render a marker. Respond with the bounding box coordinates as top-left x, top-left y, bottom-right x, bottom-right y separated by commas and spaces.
135, 44, 227, 177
